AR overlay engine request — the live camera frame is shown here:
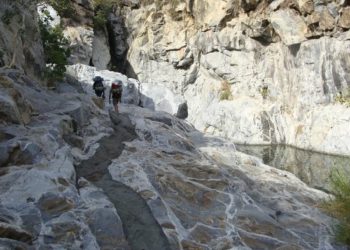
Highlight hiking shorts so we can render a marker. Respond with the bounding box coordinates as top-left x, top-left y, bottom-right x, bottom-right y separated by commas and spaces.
112, 95, 121, 105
